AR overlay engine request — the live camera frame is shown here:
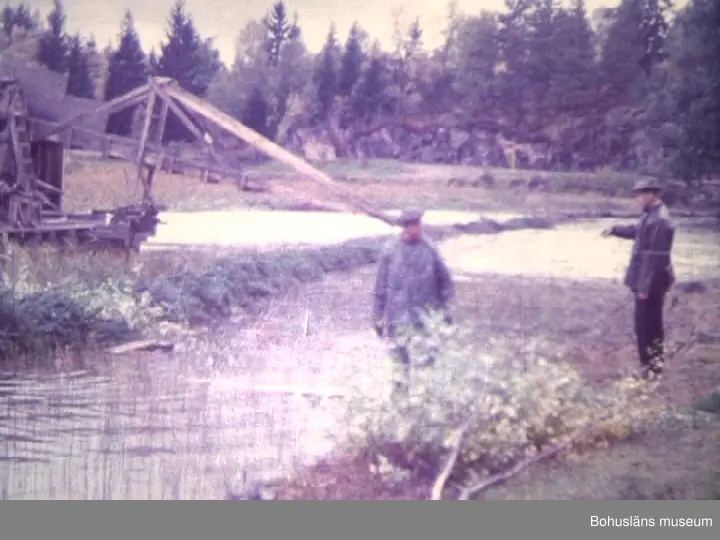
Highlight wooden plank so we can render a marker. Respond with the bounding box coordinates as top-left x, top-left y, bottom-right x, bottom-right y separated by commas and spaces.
135, 87, 157, 206
106, 339, 175, 354
136, 88, 156, 170
154, 97, 169, 146
162, 81, 395, 226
